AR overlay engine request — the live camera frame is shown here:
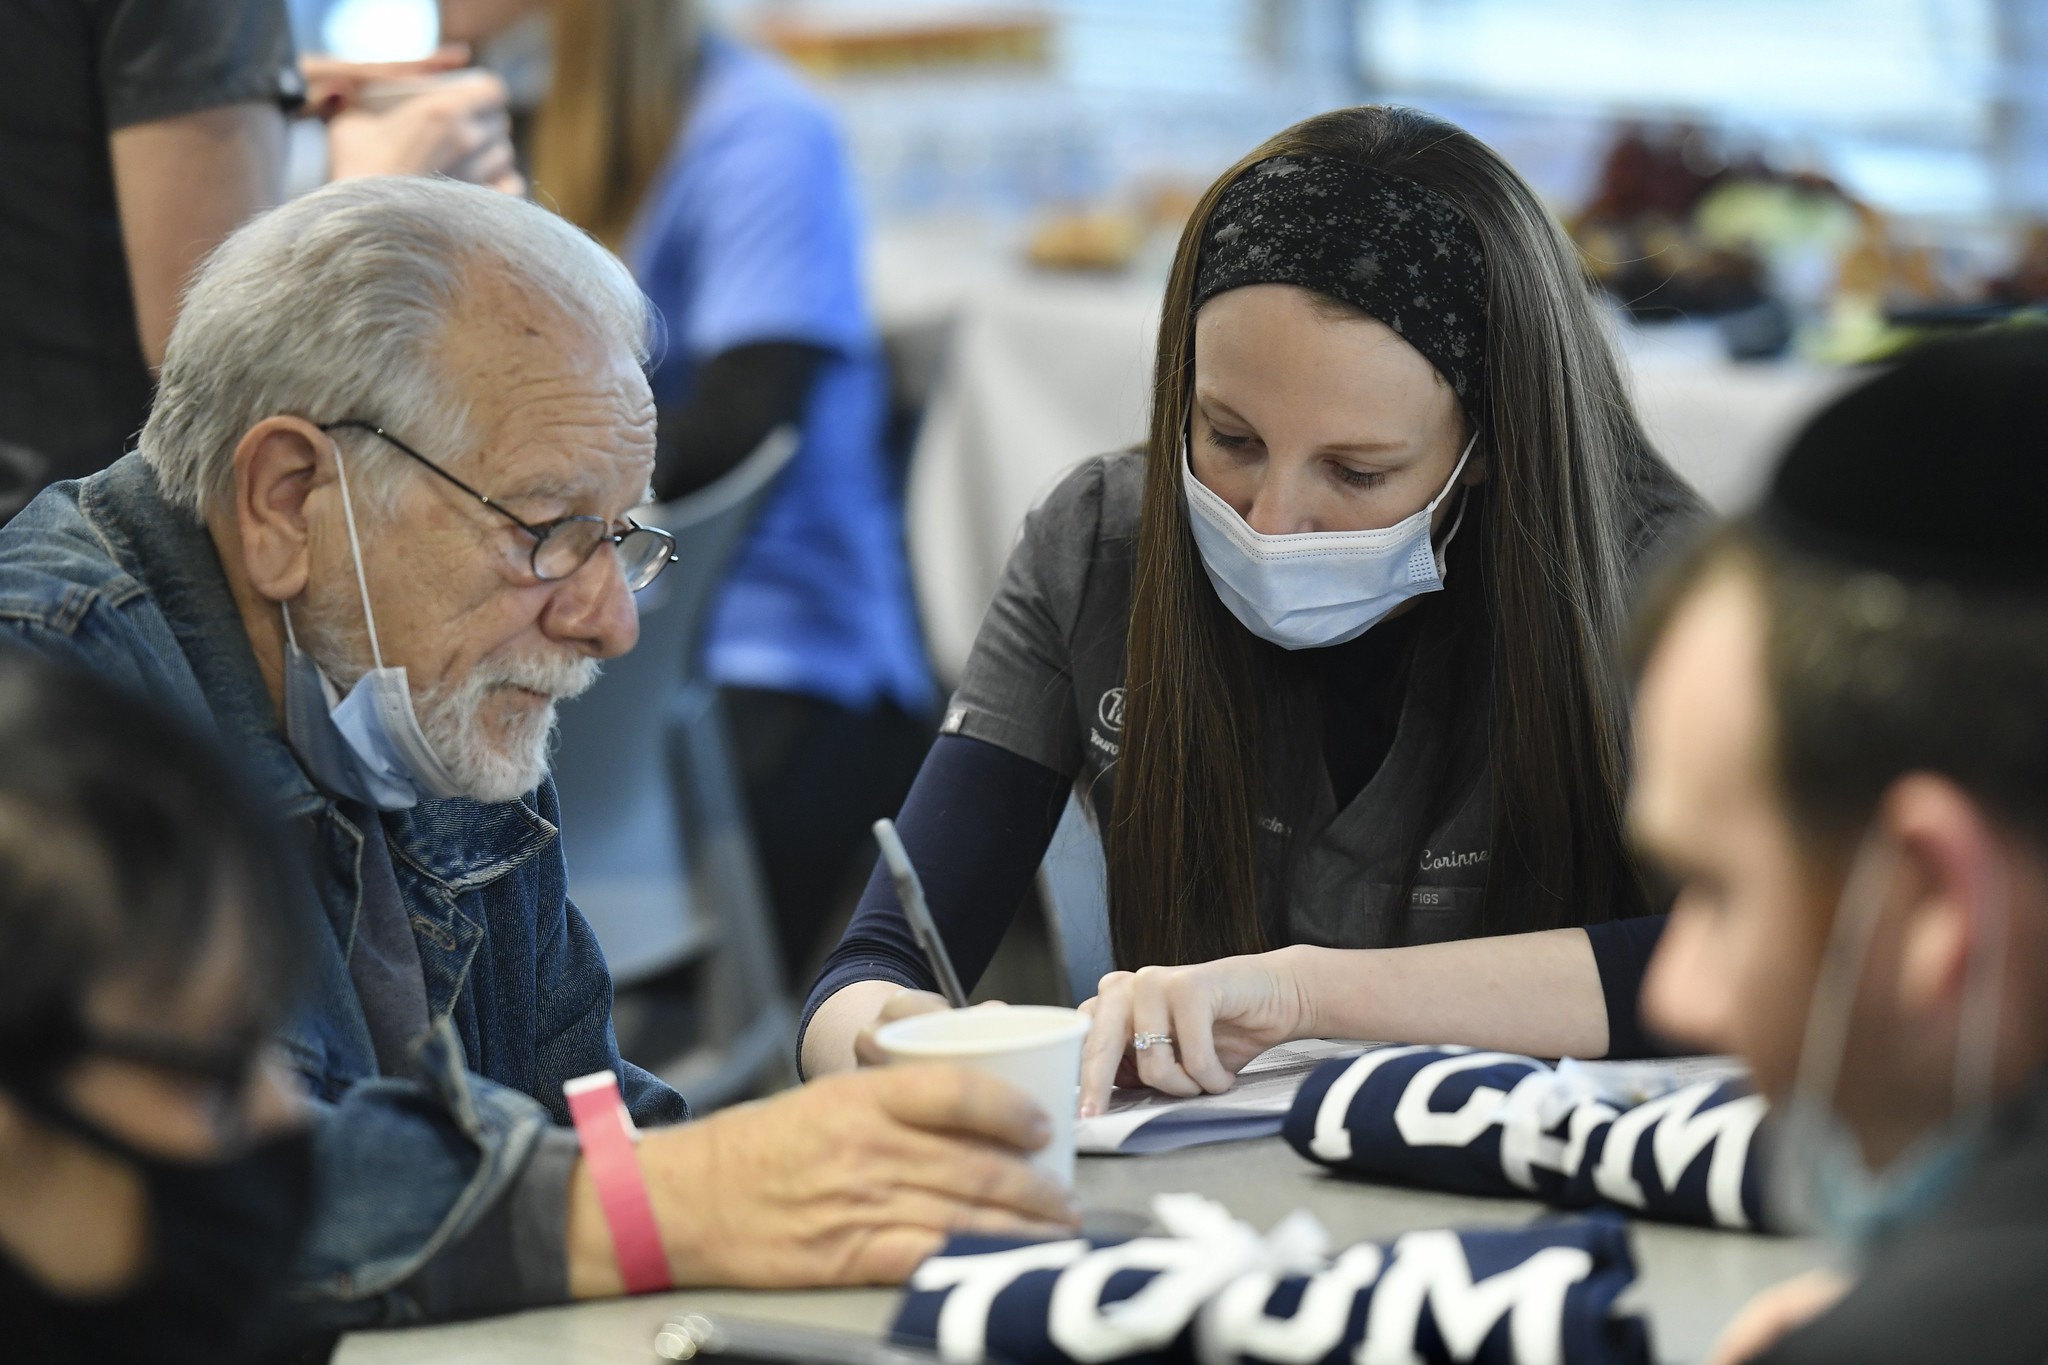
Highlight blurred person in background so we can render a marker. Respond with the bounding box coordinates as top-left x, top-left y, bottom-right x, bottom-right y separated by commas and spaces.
1628, 329, 2048, 1364
441, 0, 938, 984
0, 175, 1072, 1337
0, 0, 522, 523
803, 105, 1705, 1092
0, 648, 315, 1364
